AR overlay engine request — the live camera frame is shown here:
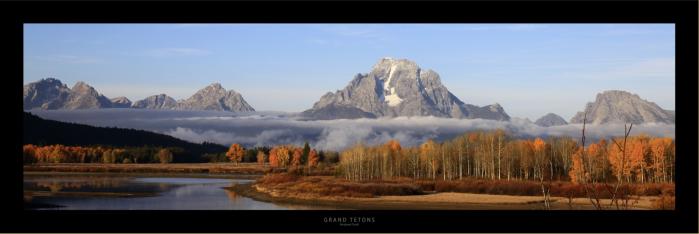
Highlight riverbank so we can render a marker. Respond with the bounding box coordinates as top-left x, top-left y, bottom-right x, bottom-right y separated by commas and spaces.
24, 163, 268, 175
22, 166, 667, 210
227, 182, 602, 210
228, 174, 661, 210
